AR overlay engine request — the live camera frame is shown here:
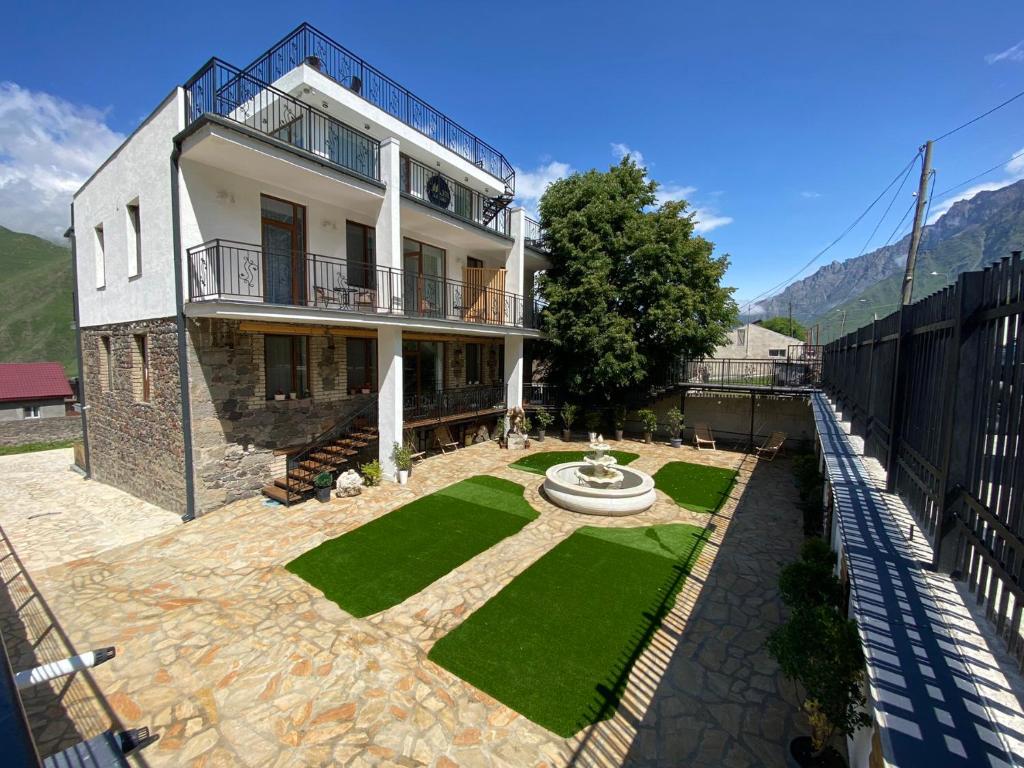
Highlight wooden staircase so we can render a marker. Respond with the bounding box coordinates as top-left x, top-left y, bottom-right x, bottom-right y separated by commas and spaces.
261, 424, 379, 505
